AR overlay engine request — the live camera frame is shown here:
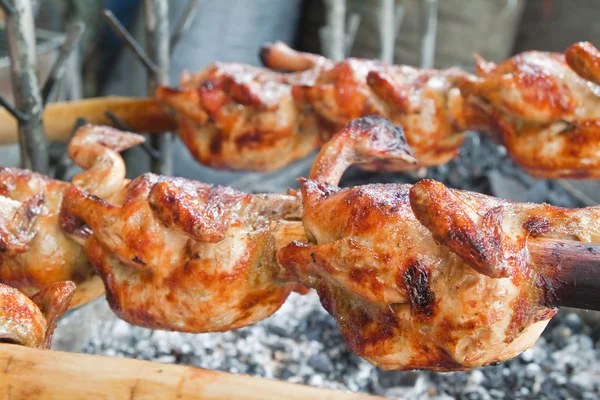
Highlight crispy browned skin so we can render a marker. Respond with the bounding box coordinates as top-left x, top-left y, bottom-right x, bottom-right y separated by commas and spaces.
309, 116, 417, 183
156, 42, 475, 172
0, 125, 143, 308
0, 281, 74, 349
155, 63, 327, 171
61, 172, 306, 332
565, 41, 600, 86
278, 117, 600, 371
460, 45, 600, 179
